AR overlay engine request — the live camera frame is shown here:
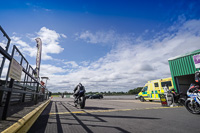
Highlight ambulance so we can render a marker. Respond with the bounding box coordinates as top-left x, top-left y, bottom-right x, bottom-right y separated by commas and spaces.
138, 77, 174, 102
